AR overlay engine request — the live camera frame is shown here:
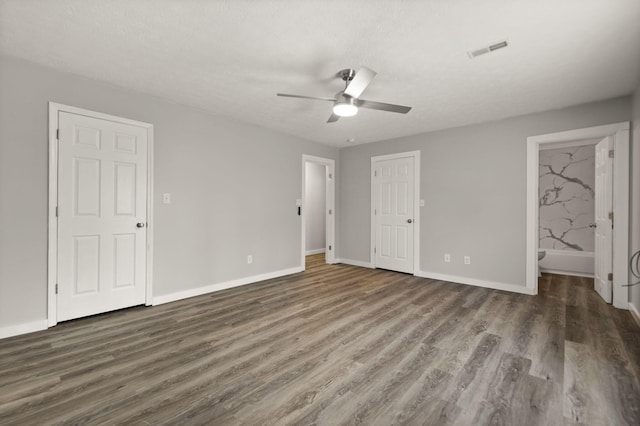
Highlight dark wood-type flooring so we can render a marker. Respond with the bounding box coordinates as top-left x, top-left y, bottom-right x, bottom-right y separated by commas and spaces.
1, 255, 639, 425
